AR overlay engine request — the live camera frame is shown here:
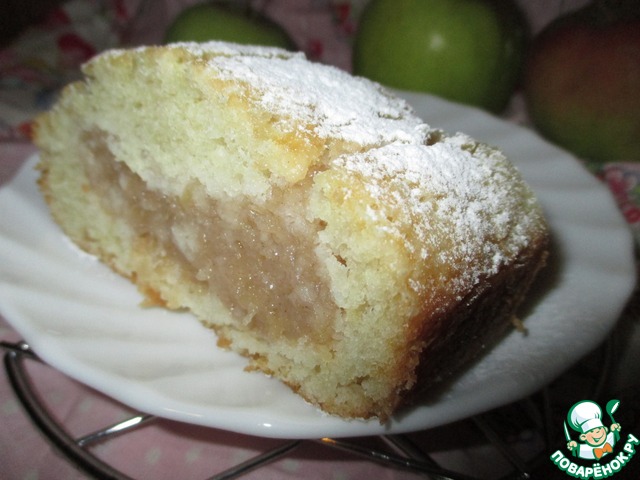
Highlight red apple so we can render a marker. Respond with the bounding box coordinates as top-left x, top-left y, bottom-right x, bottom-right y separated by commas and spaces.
523, 1, 640, 163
